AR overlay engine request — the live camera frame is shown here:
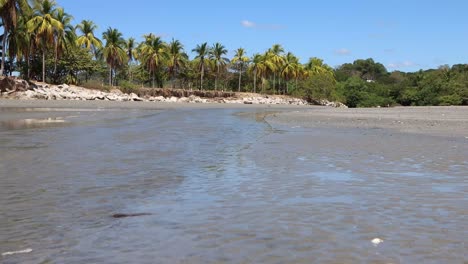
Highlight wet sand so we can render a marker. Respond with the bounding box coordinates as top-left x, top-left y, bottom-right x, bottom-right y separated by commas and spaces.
1, 100, 467, 263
